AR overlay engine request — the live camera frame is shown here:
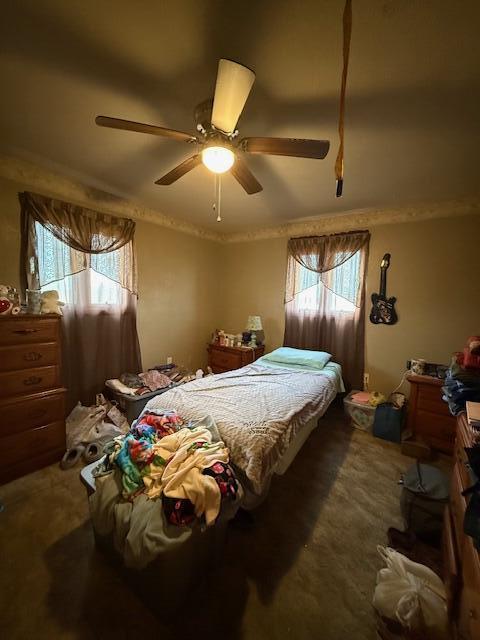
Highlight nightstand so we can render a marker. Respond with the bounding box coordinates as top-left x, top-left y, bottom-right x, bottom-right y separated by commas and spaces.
406, 373, 456, 454
207, 344, 265, 374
